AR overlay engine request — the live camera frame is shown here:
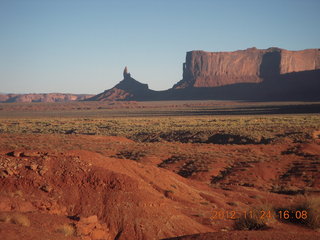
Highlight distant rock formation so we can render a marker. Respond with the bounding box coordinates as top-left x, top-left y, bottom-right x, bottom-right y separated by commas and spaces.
87, 67, 155, 101
173, 47, 320, 88
89, 48, 320, 102
0, 93, 93, 103
123, 66, 131, 78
